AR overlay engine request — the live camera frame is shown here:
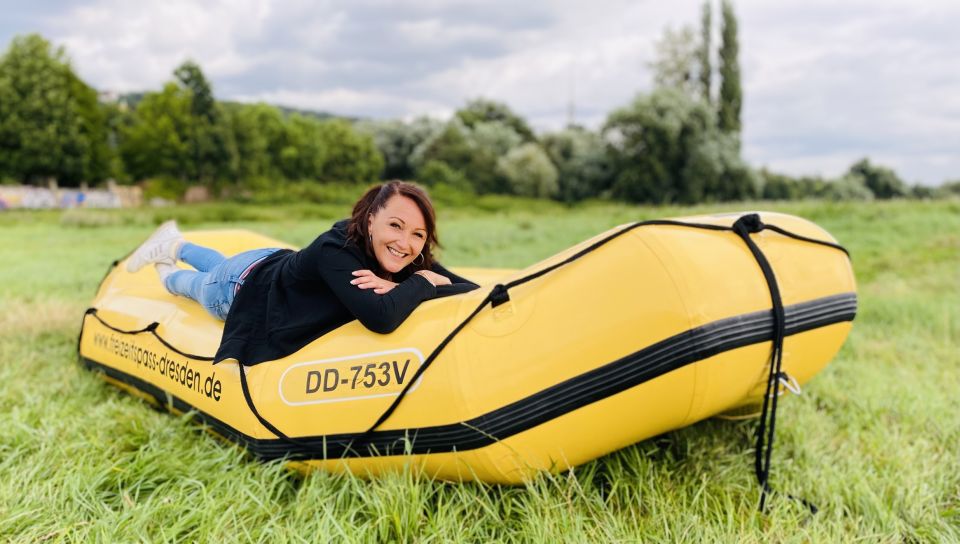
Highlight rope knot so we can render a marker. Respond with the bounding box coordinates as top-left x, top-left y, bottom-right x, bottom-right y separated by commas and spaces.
490, 284, 511, 308
733, 213, 765, 235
